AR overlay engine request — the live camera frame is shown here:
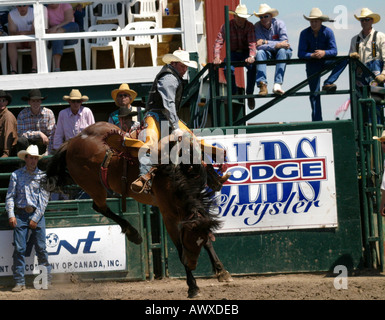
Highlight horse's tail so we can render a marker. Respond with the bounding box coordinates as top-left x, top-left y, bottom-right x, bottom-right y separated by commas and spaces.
42, 141, 72, 192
